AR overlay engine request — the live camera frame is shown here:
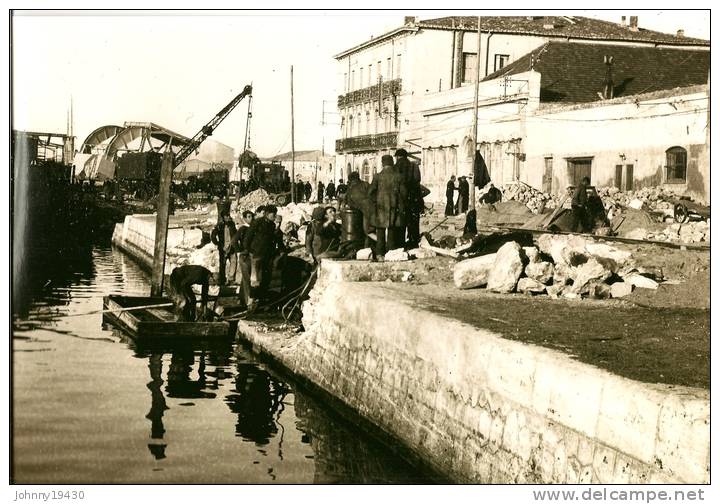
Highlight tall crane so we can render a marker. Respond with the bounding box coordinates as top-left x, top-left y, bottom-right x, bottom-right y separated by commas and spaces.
174, 84, 253, 167
150, 83, 253, 296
